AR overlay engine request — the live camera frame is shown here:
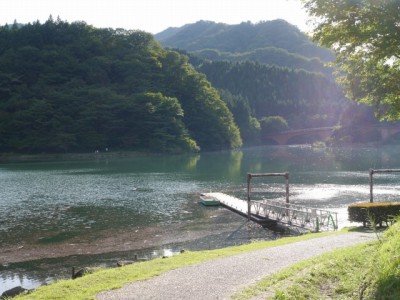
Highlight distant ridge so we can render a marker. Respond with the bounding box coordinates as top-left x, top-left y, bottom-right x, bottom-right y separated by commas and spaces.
155, 19, 334, 66
154, 26, 183, 42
